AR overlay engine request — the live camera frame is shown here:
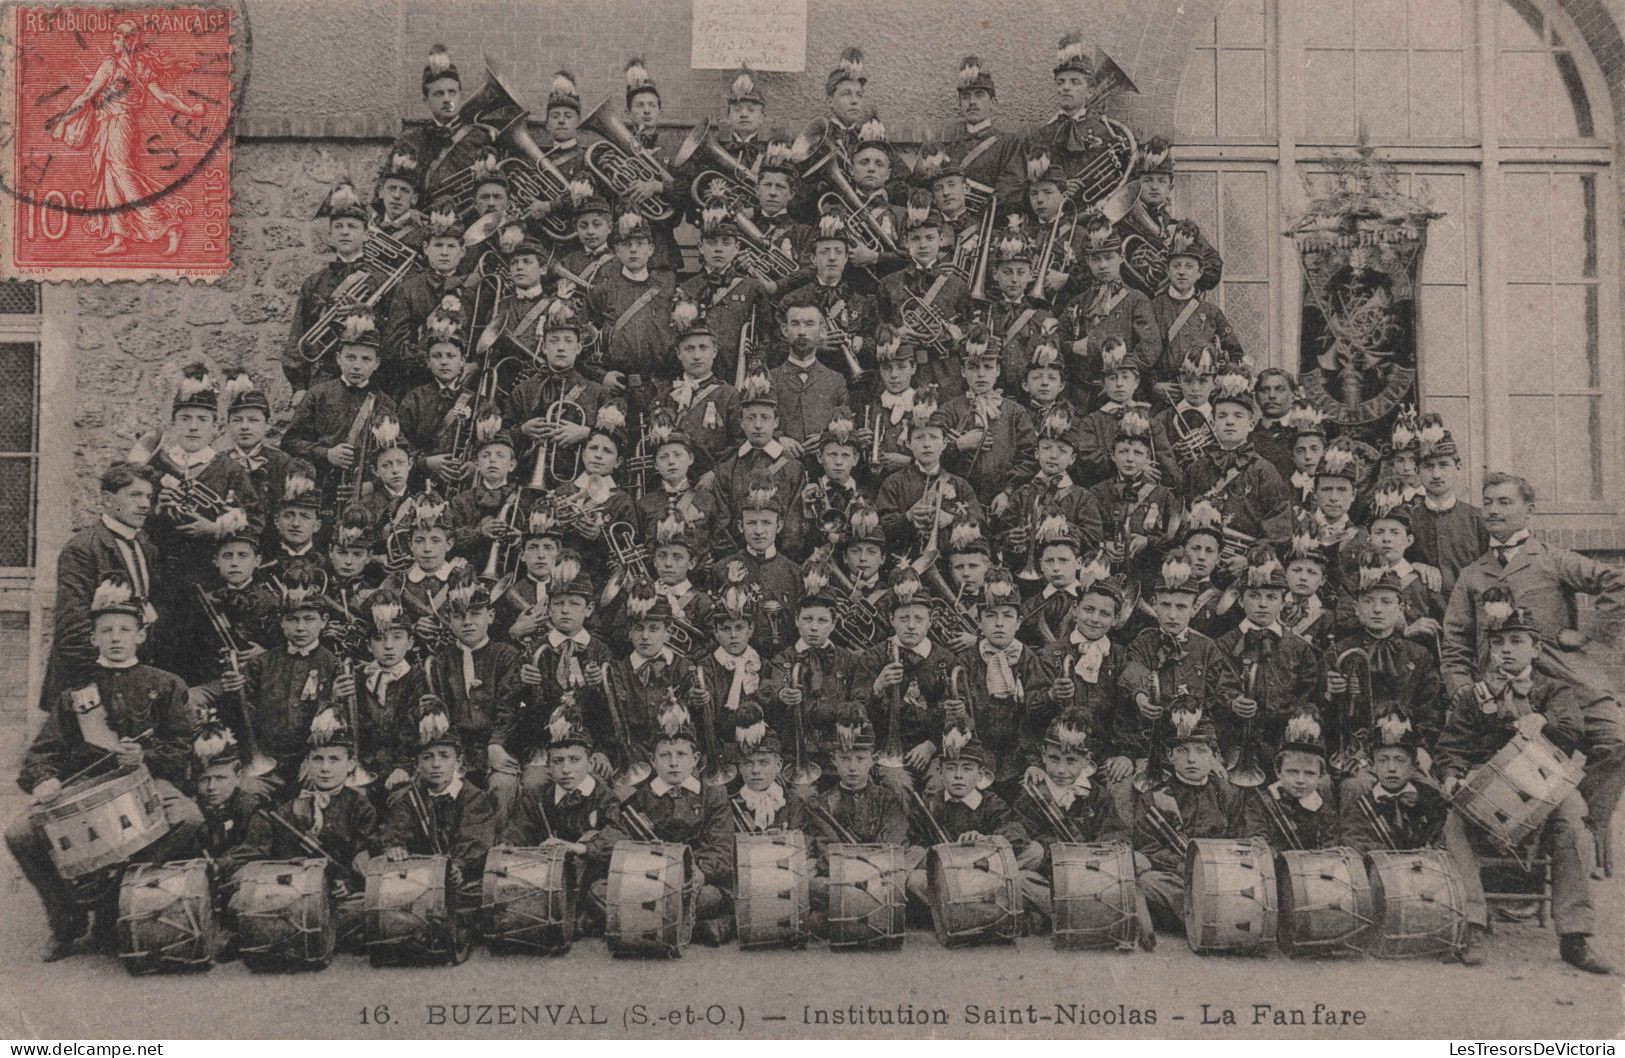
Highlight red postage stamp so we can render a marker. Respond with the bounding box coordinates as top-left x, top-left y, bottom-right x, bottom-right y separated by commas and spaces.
0, 5, 236, 281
